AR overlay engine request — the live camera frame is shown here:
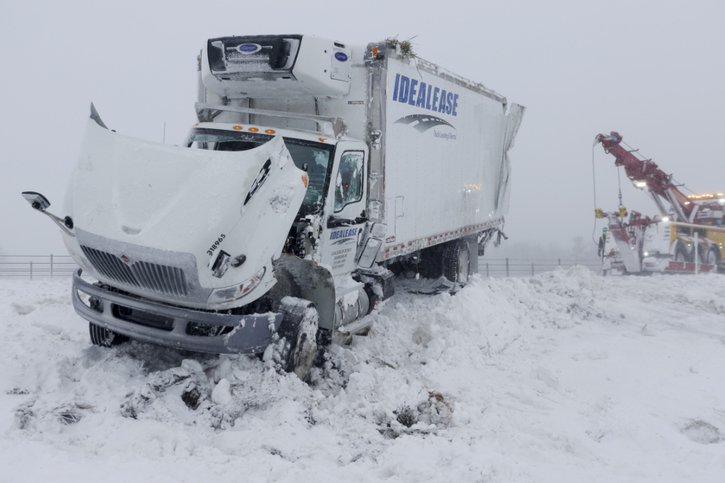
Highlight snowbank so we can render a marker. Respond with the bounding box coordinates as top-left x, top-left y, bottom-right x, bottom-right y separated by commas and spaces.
1, 268, 724, 482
